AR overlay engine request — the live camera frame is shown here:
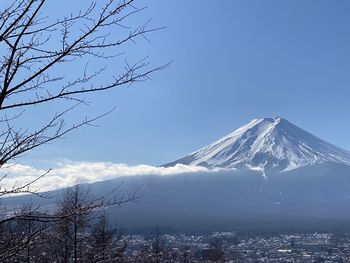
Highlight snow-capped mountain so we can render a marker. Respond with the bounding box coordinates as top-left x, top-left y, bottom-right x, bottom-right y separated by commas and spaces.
7, 117, 350, 232
164, 117, 350, 172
